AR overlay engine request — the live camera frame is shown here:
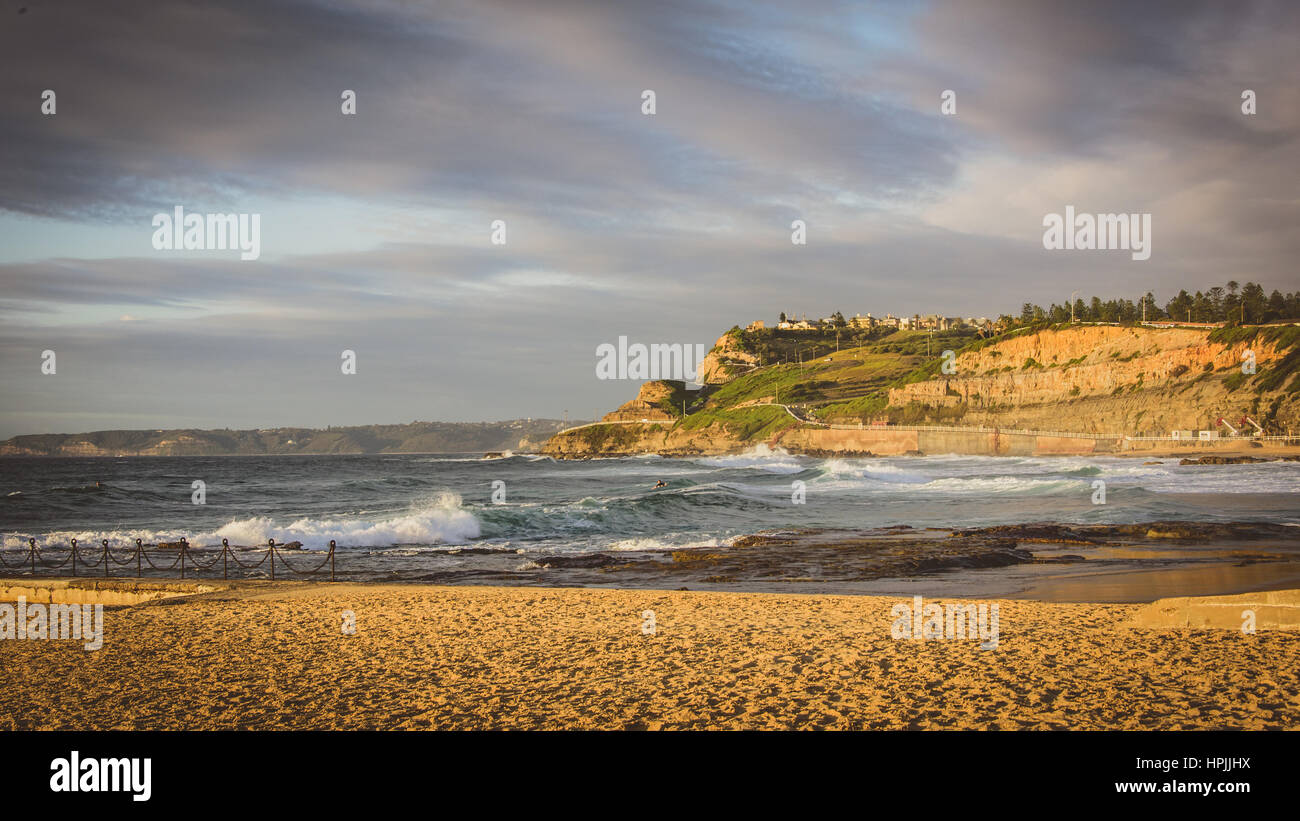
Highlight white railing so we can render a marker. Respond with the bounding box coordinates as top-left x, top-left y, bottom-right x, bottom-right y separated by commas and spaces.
554, 419, 674, 436
821, 422, 1122, 439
